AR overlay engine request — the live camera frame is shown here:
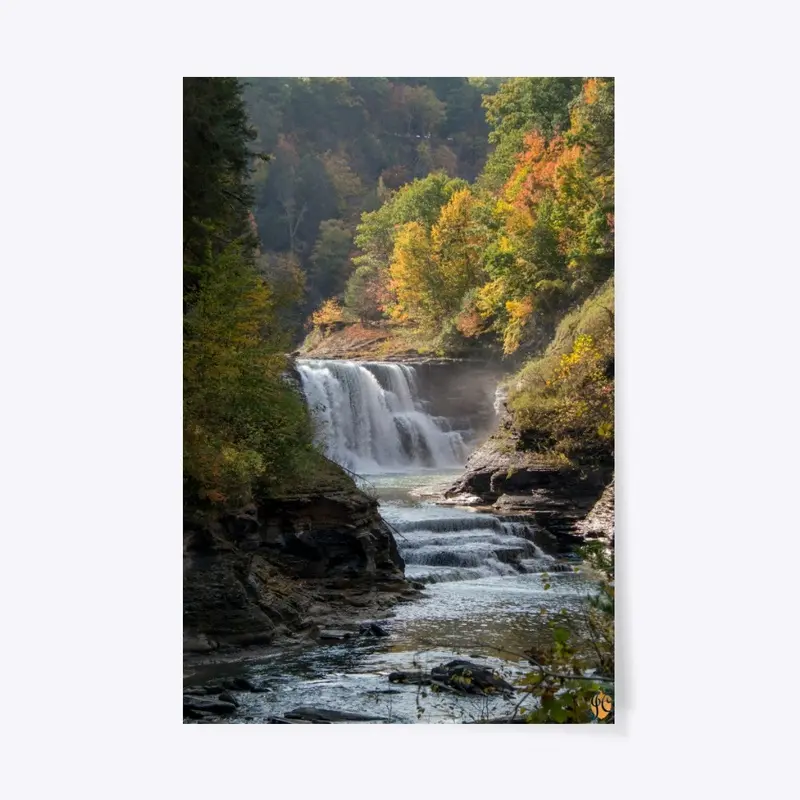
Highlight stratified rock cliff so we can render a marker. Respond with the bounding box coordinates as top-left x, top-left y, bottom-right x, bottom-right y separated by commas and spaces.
183, 476, 414, 653
444, 399, 612, 549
